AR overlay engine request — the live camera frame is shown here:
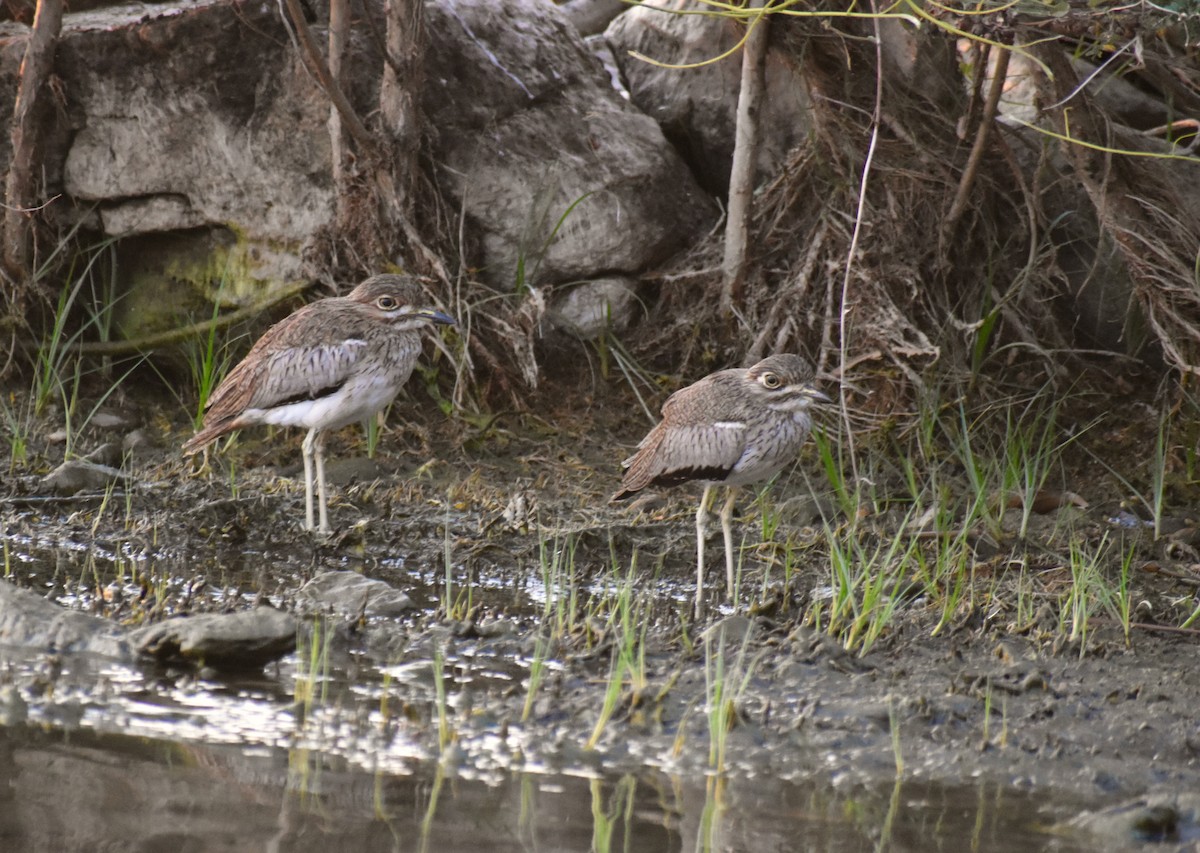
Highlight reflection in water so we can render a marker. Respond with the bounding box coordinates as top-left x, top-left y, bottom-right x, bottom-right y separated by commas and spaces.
418, 762, 446, 853
0, 722, 1093, 852
697, 774, 724, 853
590, 774, 636, 851
0, 541, 1096, 851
